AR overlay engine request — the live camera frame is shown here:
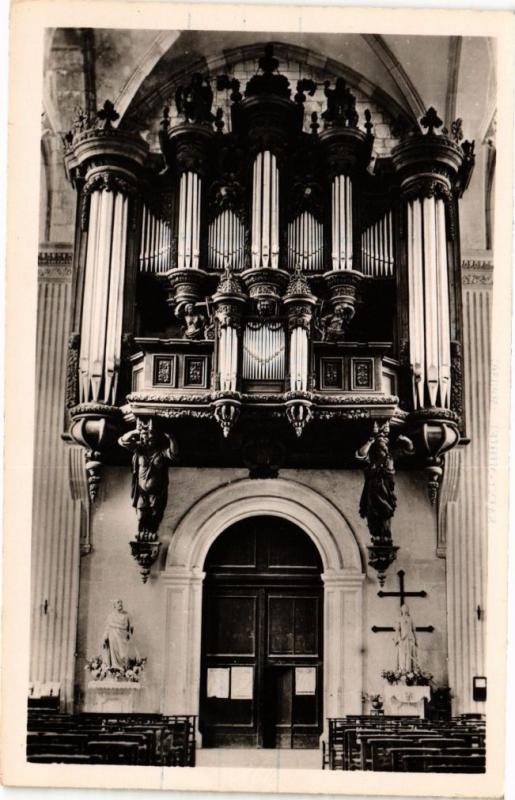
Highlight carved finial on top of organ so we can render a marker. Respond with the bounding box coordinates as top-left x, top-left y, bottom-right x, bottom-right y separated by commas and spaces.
214, 108, 225, 134
419, 107, 443, 136
322, 78, 359, 130
216, 74, 242, 104
96, 99, 119, 130
364, 109, 373, 137
245, 44, 291, 100
174, 73, 215, 125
